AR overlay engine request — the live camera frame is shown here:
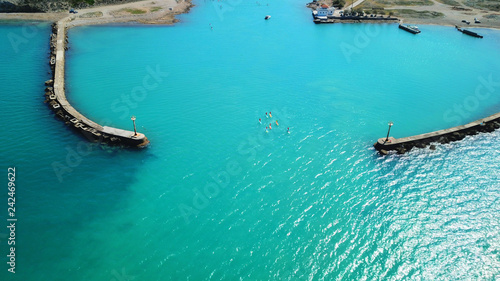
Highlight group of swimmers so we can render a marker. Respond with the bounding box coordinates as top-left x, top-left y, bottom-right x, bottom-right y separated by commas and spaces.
259, 112, 290, 134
